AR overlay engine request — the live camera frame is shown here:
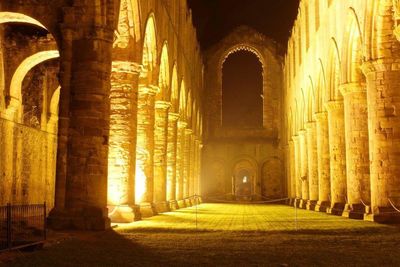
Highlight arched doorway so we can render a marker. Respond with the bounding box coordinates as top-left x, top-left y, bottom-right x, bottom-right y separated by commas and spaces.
232, 159, 257, 201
